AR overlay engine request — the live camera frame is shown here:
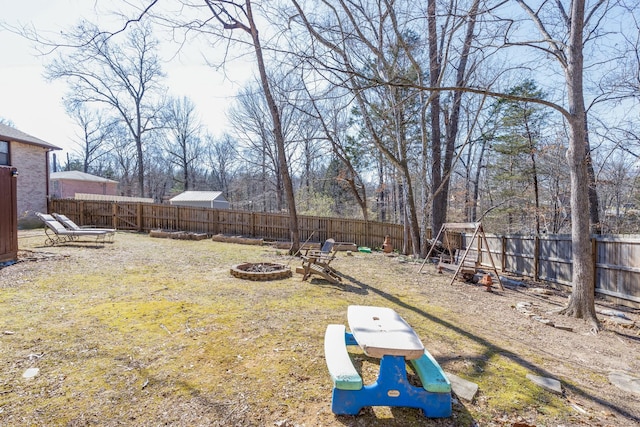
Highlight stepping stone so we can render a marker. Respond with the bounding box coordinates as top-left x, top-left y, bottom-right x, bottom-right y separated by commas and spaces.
22, 368, 39, 379
526, 374, 562, 394
445, 372, 479, 402
597, 309, 631, 320
500, 276, 526, 288
609, 371, 640, 395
